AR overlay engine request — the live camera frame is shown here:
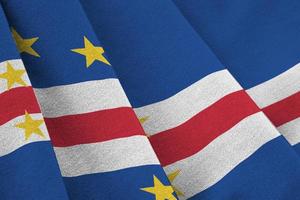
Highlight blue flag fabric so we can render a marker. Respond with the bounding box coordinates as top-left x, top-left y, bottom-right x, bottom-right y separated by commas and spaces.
0, 0, 300, 199
0, 4, 69, 200
173, 0, 300, 154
